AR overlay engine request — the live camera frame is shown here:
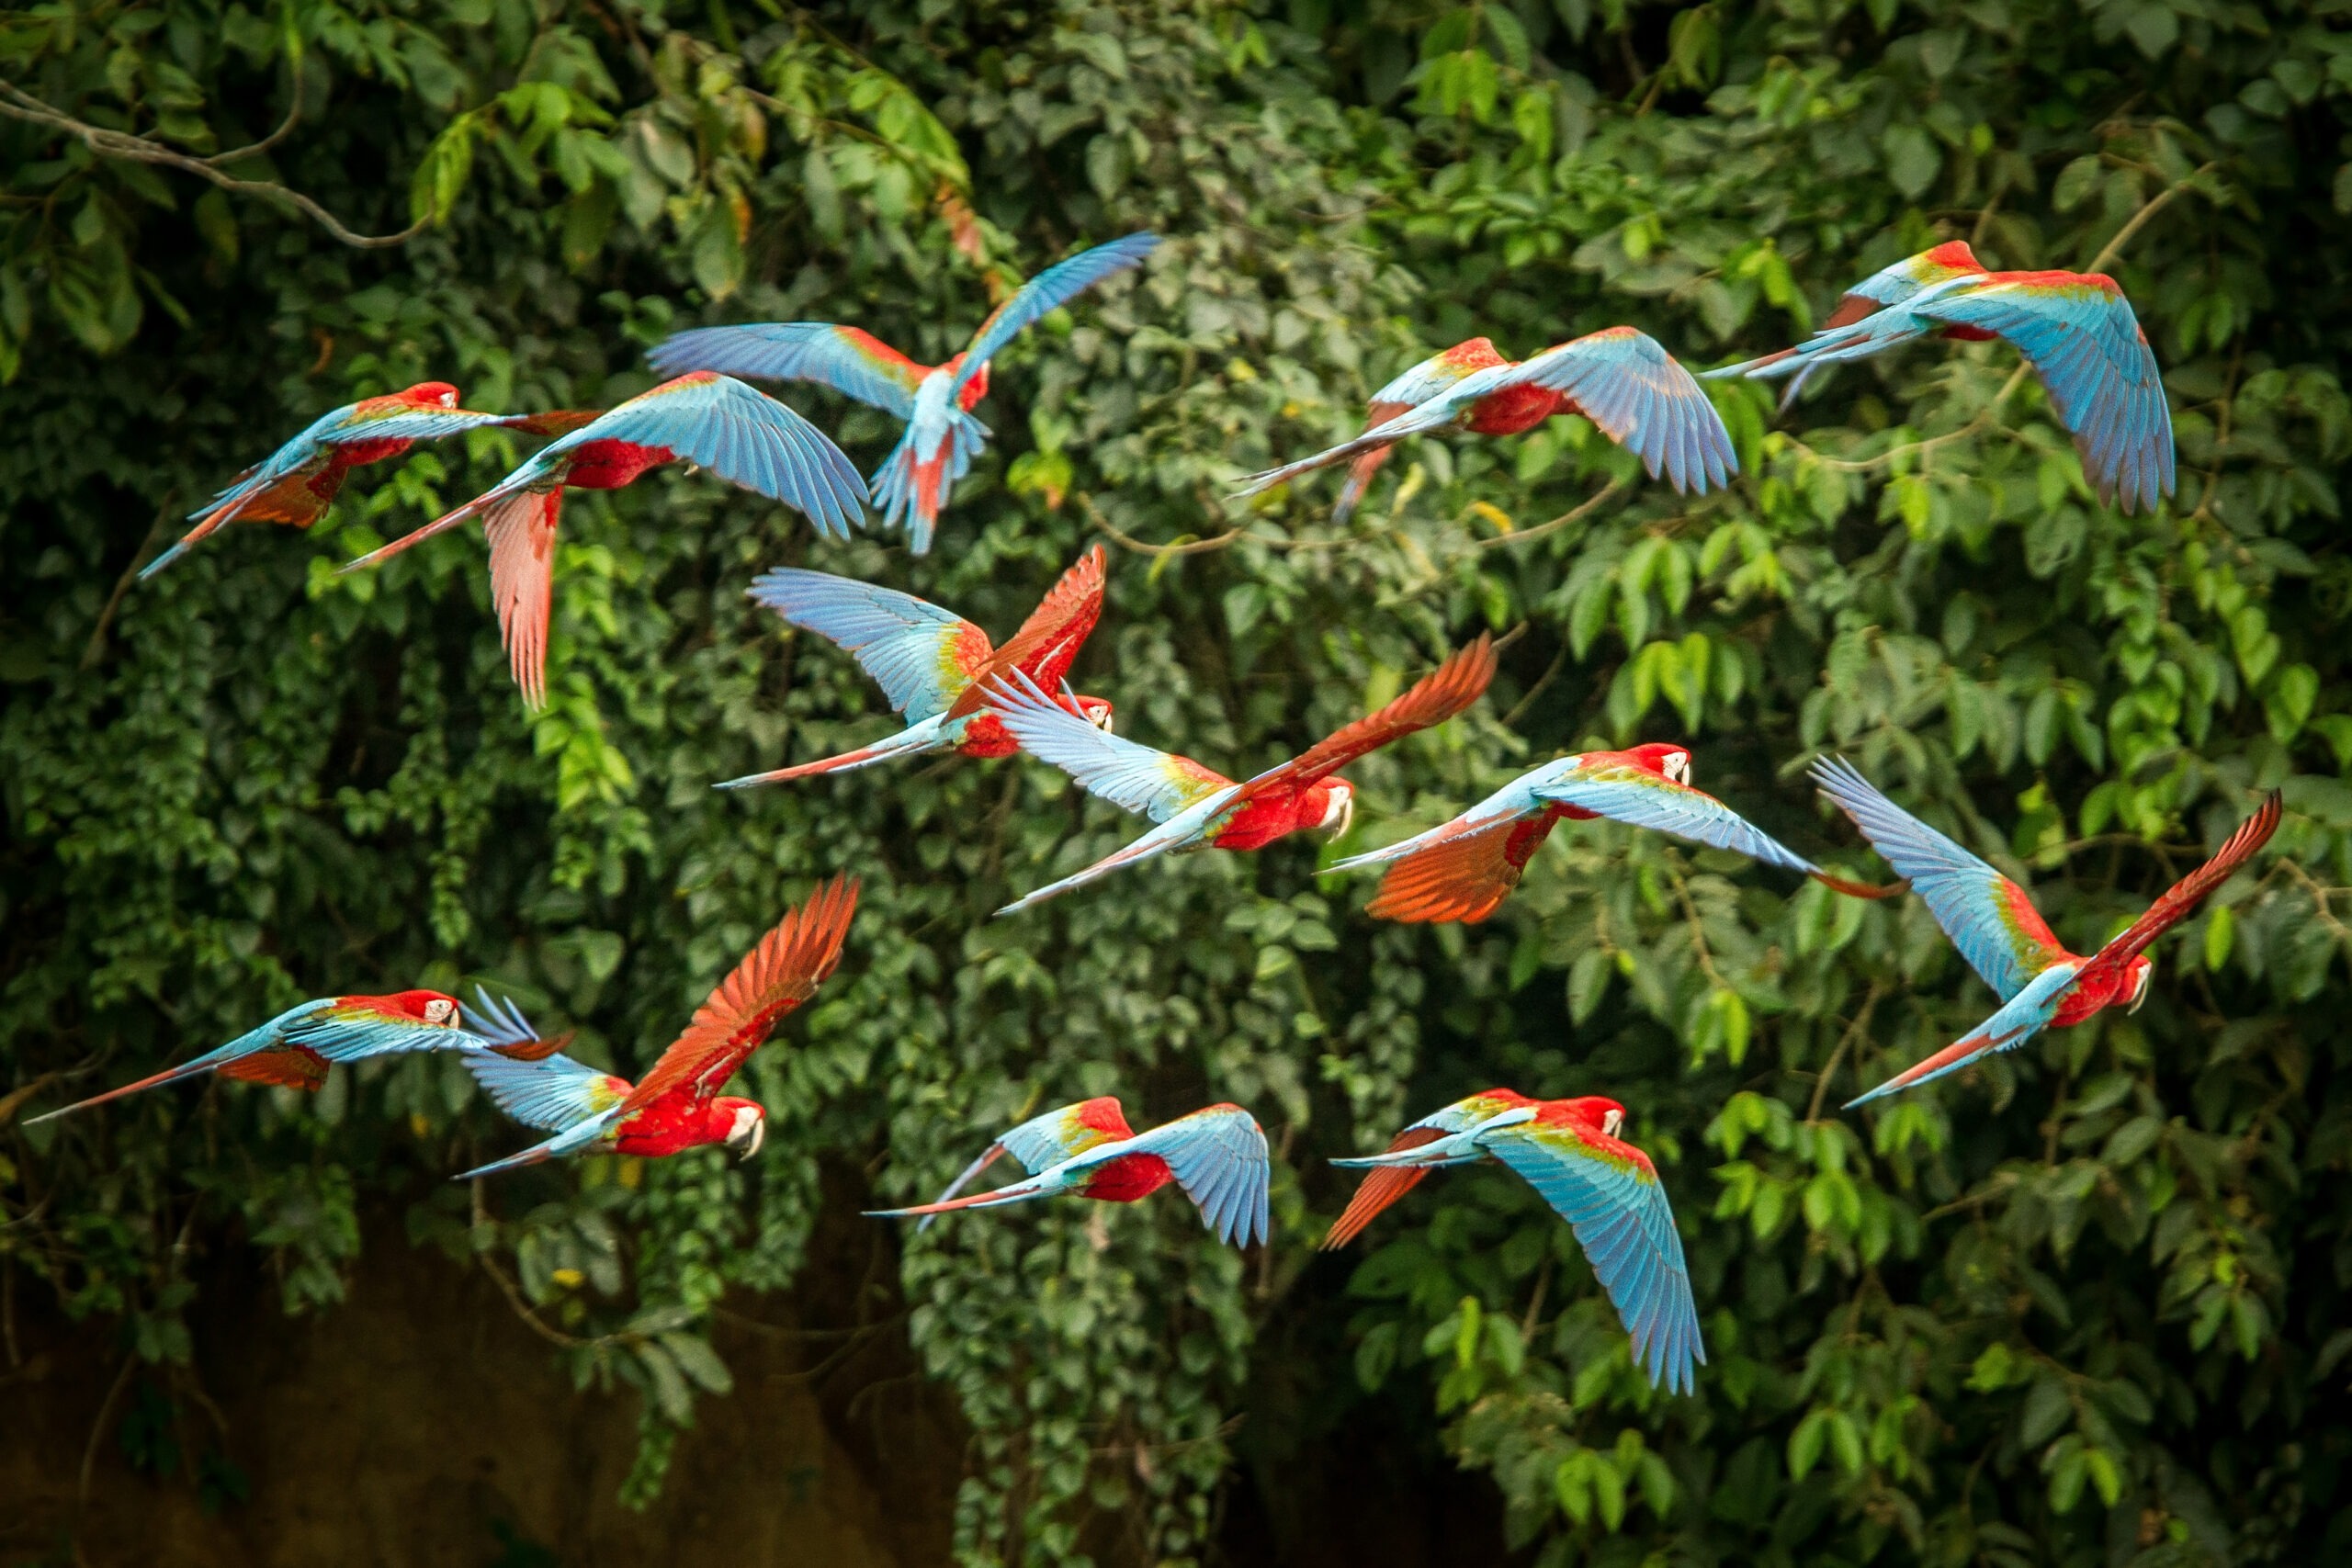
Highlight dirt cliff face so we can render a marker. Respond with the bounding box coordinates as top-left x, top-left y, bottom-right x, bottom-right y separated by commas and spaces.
0, 1201, 964, 1568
